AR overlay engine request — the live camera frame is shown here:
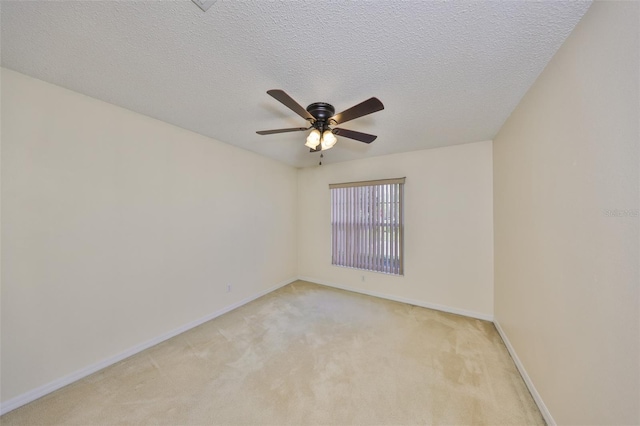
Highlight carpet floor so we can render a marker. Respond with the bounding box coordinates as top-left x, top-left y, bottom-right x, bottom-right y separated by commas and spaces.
1, 280, 544, 425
